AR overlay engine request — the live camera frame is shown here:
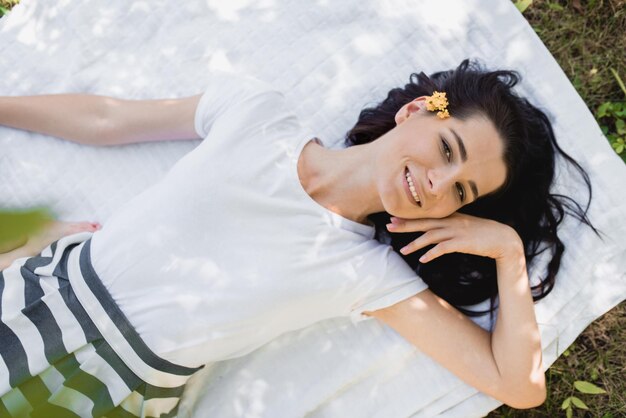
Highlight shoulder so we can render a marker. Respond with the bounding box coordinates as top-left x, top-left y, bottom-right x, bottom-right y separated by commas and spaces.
194, 72, 287, 136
